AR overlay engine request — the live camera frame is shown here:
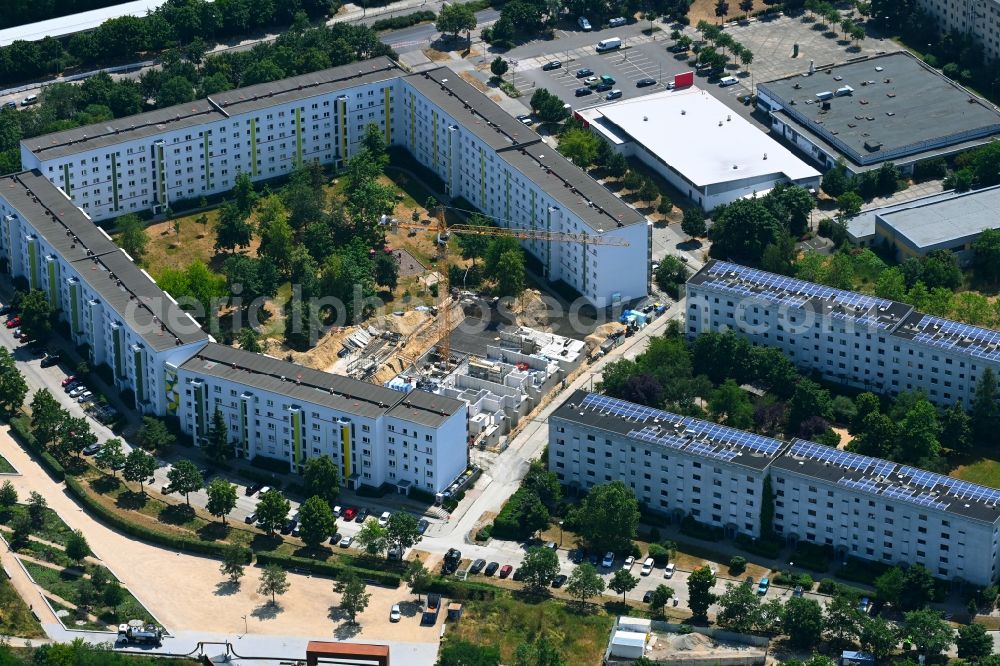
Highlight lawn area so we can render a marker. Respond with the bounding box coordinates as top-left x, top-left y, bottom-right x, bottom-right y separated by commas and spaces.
0, 504, 76, 546
48, 596, 107, 631
951, 452, 1000, 489
446, 596, 615, 666
21, 560, 155, 627
0, 573, 44, 638
0, 452, 14, 473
